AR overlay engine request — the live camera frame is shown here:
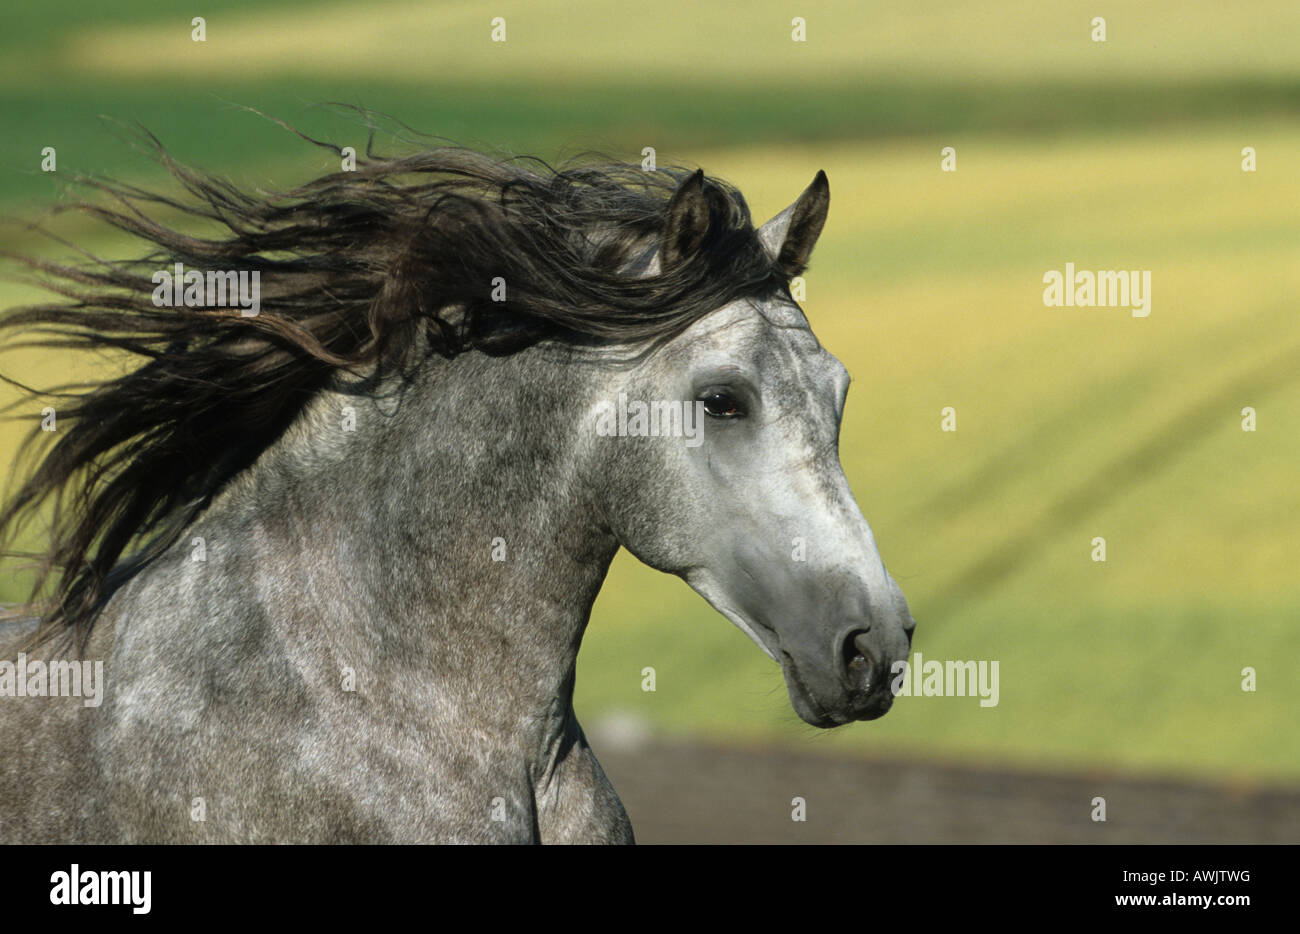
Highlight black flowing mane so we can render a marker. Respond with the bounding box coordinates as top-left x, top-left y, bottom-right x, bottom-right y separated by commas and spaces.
0, 128, 787, 644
